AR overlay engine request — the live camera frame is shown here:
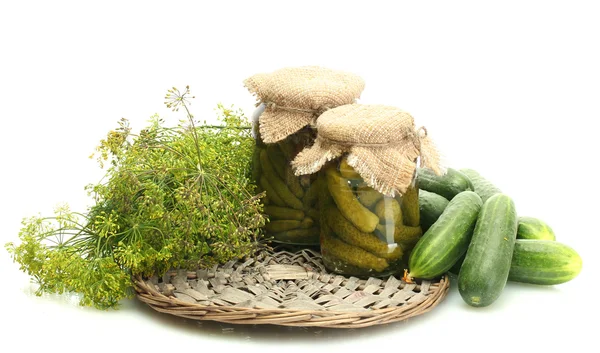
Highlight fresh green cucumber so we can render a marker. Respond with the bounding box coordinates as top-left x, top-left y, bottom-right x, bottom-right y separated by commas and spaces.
458, 193, 518, 307
408, 191, 482, 280
418, 189, 449, 232
417, 167, 474, 200
517, 217, 556, 241
509, 240, 582, 285
459, 168, 502, 203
